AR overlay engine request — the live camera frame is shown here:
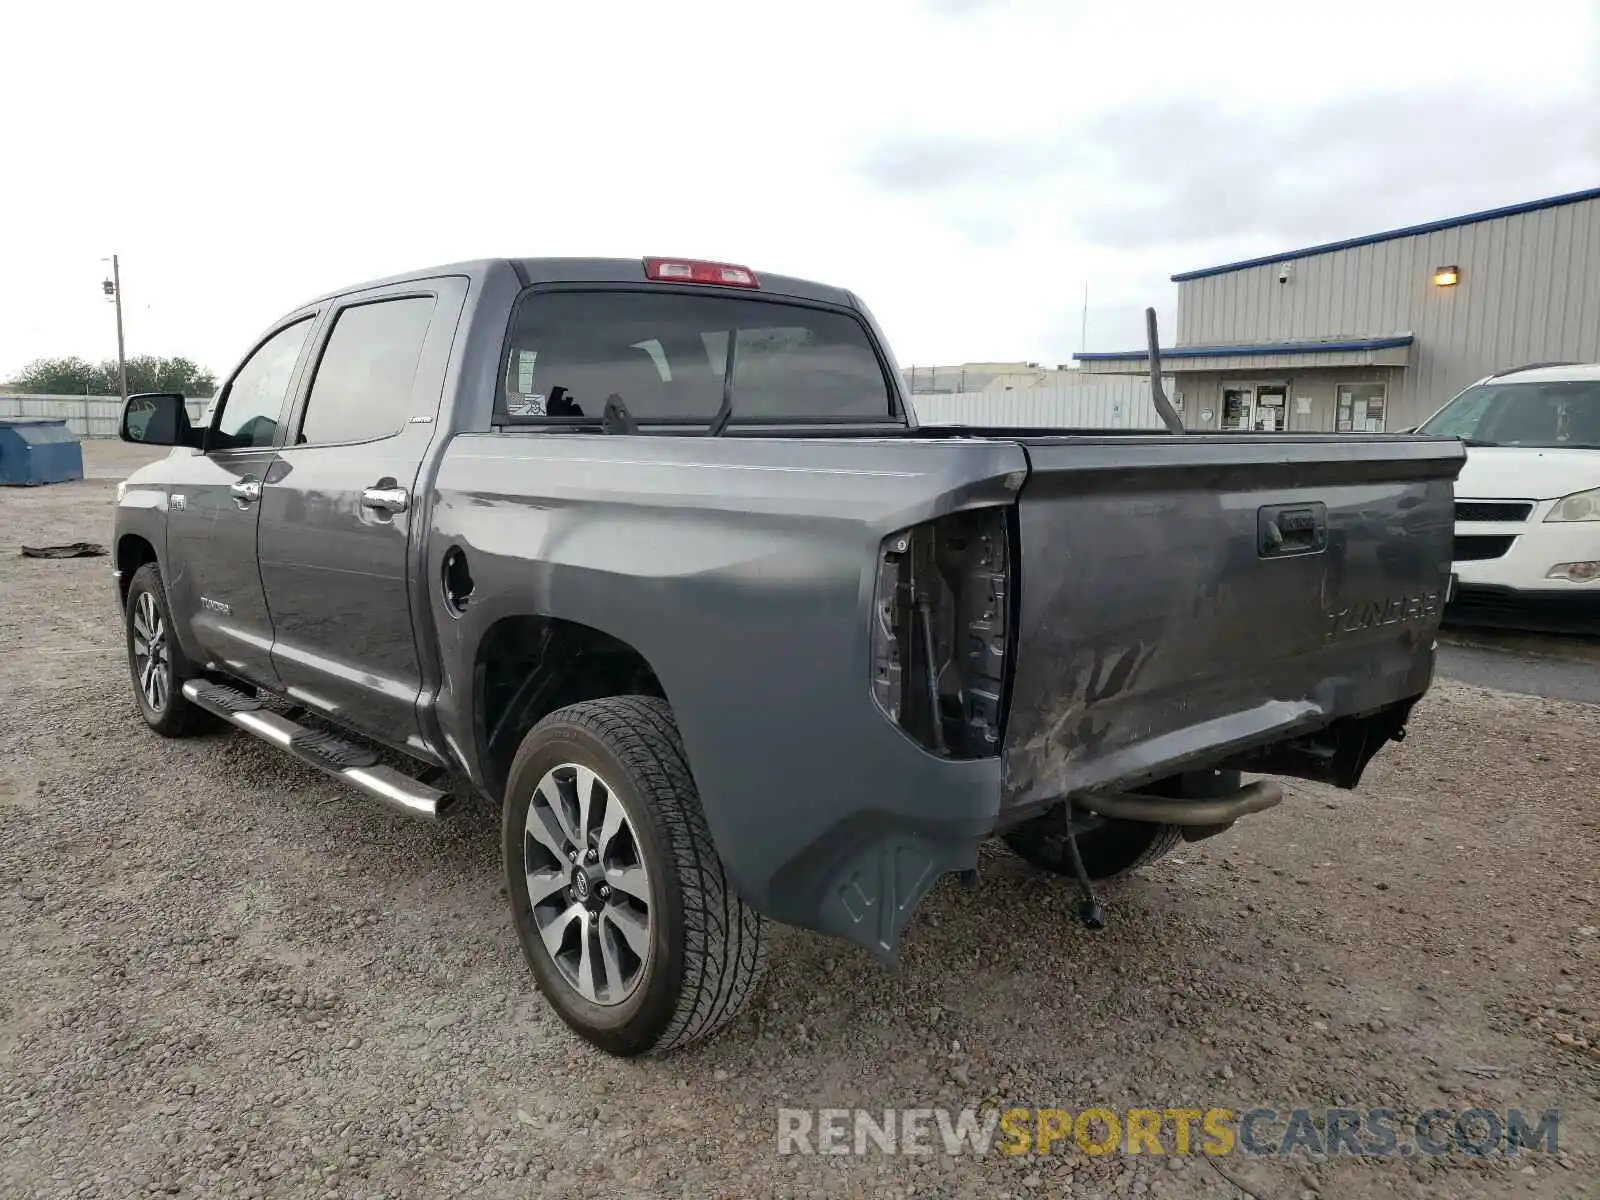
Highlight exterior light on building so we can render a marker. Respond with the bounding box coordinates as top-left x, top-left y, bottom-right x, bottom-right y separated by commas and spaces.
1433, 266, 1460, 287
